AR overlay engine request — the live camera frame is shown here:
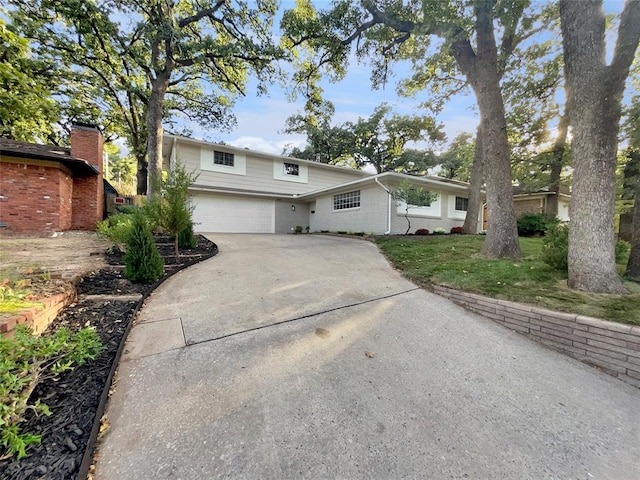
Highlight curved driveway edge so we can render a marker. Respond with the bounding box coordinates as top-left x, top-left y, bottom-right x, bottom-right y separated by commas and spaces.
95, 234, 640, 479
